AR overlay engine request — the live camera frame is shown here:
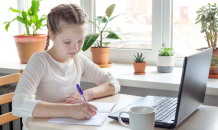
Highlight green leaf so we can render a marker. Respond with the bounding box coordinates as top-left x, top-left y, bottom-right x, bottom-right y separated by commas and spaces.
22, 11, 27, 20
82, 33, 100, 52
3, 21, 9, 24
36, 15, 47, 30
4, 18, 17, 32
140, 53, 142, 59
8, 7, 22, 13
95, 16, 108, 23
98, 15, 106, 26
17, 16, 28, 25
201, 27, 207, 33
105, 4, 116, 17
141, 57, 145, 62
214, 27, 218, 32
109, 13, 125, 21
95, 41, 100, 47
195, 15, 201, 21
30, 13, 38, 25
213, 17, 217, 25
106, 31, 119, 39
103, 42, 111, 46
31, 0, 40, 15
22, 11, 31, 26
88, 20, 100, 32
195, 18, 201, 24
27, 7, 32, 16
105, 31, 126, 46
5, 22, 10, 32
24, 32, 27, 36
